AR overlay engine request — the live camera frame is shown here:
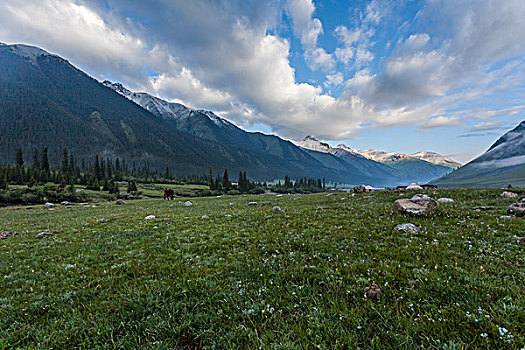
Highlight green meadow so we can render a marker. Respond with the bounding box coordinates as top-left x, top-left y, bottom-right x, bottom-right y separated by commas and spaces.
1, 189, 523, 349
